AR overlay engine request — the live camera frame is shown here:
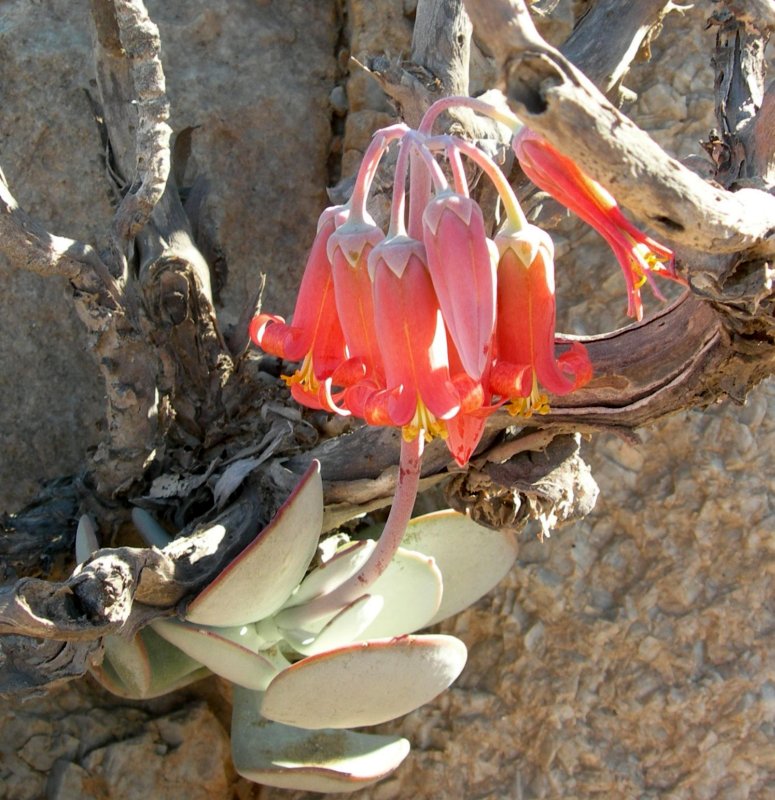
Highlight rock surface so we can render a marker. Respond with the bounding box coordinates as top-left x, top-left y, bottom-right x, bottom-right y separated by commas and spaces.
0, 680, 231, 800
0, 0, 337, 510
1, 2, 774, 800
